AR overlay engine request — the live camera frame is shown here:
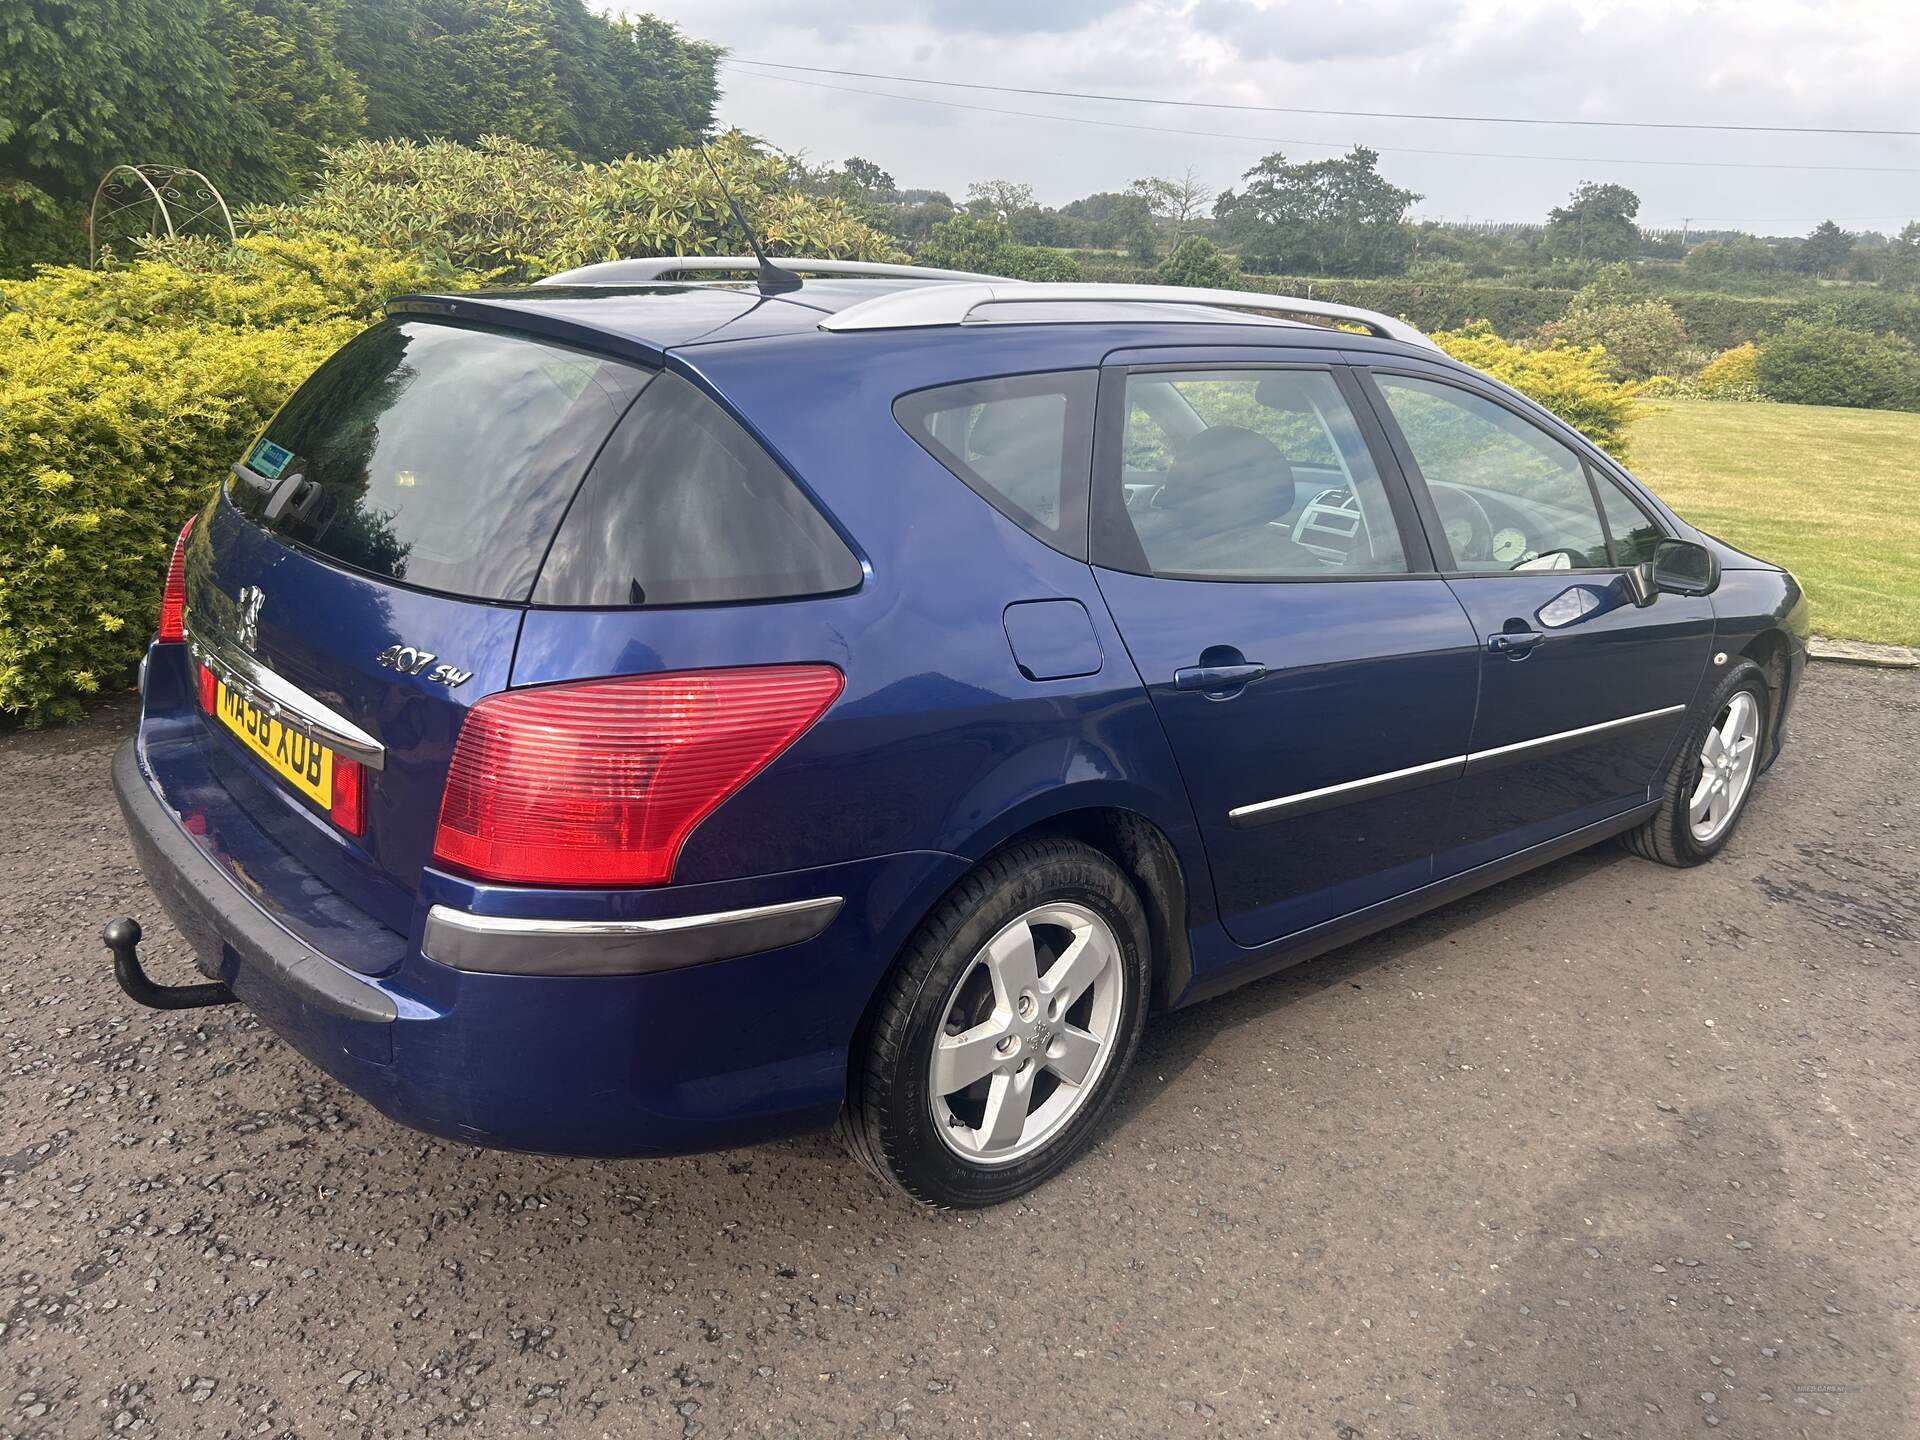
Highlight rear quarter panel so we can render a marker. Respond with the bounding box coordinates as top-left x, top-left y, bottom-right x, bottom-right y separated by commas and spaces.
510, 332, 1217, 926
